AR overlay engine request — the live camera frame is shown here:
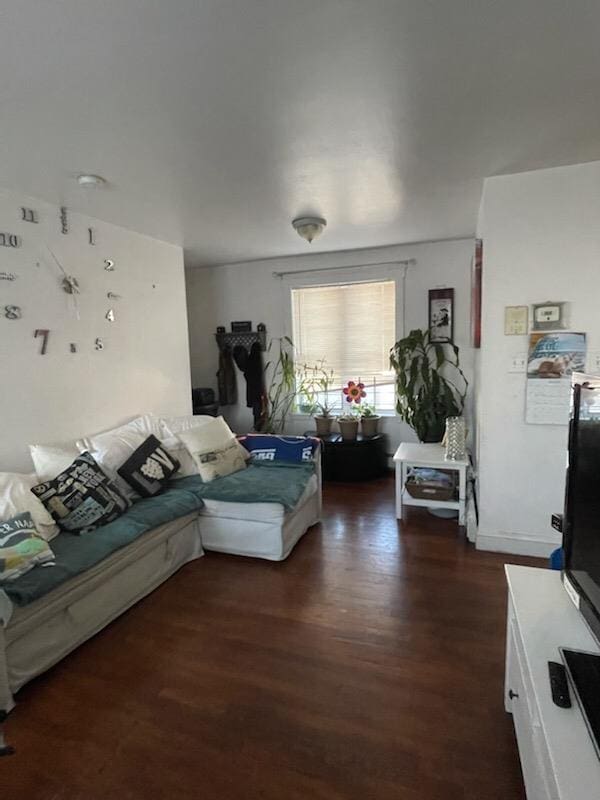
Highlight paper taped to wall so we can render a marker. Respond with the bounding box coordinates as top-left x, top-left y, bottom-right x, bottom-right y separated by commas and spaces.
525, 332, 586, 425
